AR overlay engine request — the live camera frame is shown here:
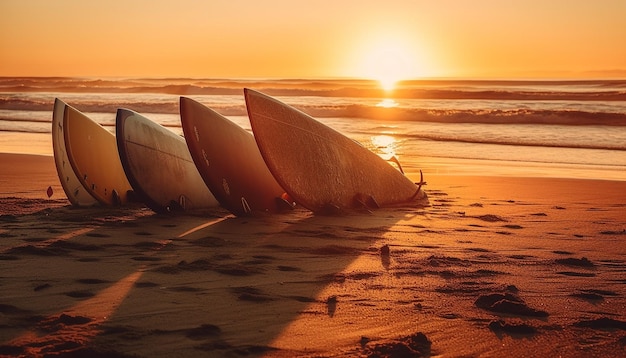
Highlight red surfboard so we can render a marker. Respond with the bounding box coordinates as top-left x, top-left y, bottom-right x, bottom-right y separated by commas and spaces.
179, 97, 292, 216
